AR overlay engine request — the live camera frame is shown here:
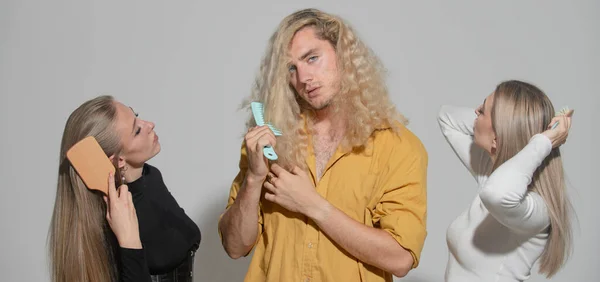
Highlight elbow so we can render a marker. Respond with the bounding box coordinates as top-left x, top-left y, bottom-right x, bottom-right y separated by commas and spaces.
390, 250, 414, 278
436, 106, 447, 125
436, 106, 454, 135
221, 236, 253, 260
219, 232, 249, 260
225, 250, 243, 260
223, 245, 249, 260
392, 268, 409, 278
479, 183, 506, 209
391, 262, 411, 278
